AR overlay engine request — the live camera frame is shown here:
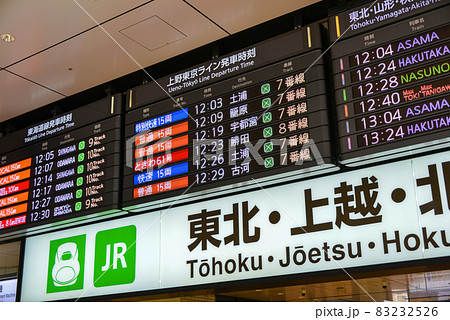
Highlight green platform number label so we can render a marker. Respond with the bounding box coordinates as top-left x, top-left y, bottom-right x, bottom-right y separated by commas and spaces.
76, 177, 84, 187
262, 98, 271, 109
264, 157, 275, 168
75, 202, 82, 211
78, 141, 85, 150
263, 127, 273, 138
78, 153, 85, 162
264, 142, 274, 153
262, 112, 272, 123
77, 165, 84, 174
47, 234, 86, 294
76, 189, 83, 199
261, 83, 271, 94
94, 225, 136, 287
